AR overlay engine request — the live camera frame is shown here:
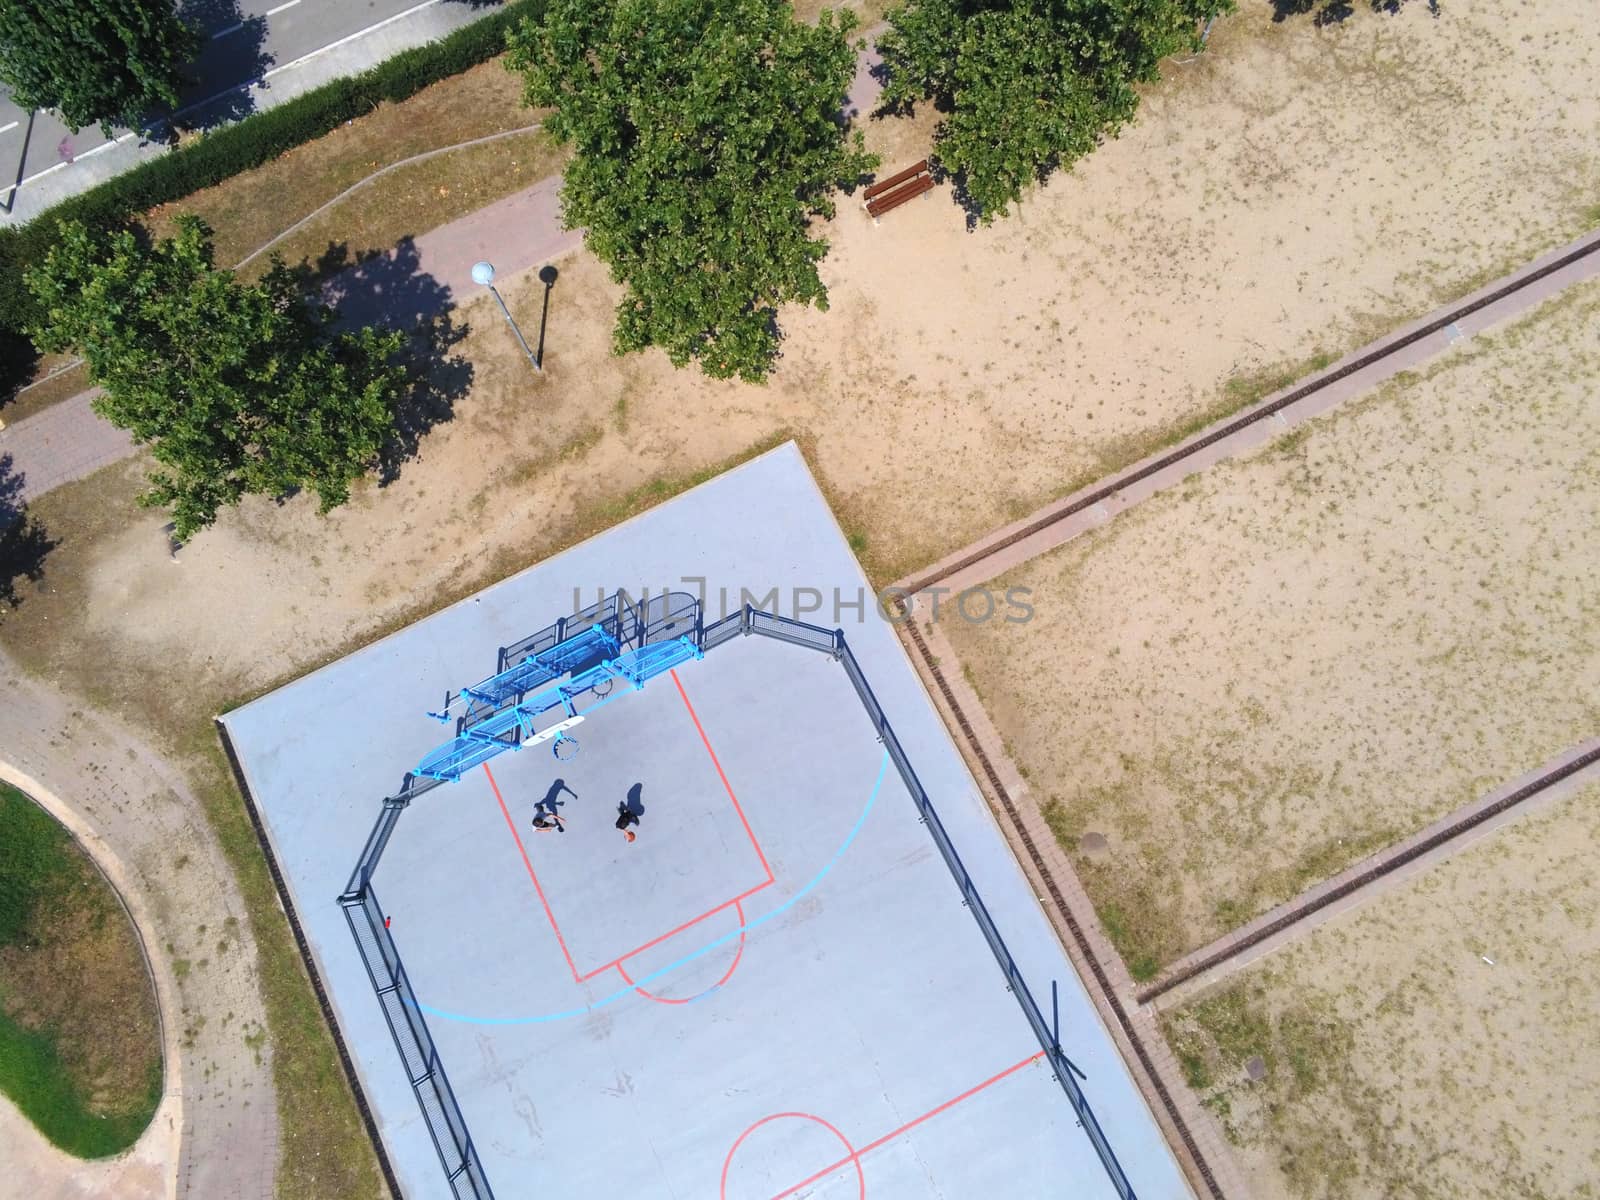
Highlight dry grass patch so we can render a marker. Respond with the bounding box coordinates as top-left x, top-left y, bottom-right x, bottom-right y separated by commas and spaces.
145, 59, 538, 269
792, 0, 893, 26
7, 59, 552, 423
1164, 781, 1600, 1200
1, 356, 91, 426
946, 278, 1600, 970
260, 130, 566, 276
